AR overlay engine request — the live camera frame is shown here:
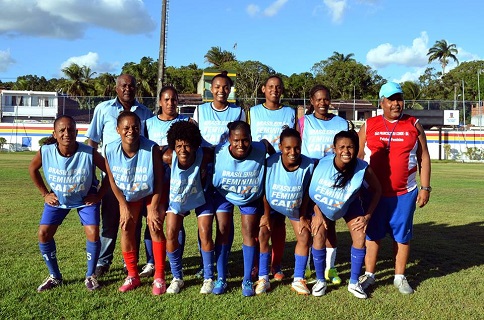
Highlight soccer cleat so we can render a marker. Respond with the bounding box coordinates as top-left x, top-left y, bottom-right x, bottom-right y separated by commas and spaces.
311, 279, 327, 297
325, 268, 342, 285
152, 278, 166, 295
255, 278, 271, 295
291, 279, 310, 295
348, 282, 367, 299
241, 280, 255, 297
166, 278, 184, 294
118, 276, 141, 292
212, 279, 228, 295
37, 275, 62, 292
272, 270, 285, 281
139, 263, 155, 278
200, 279, 214, 294
94, 265, 109, 277
85, 276, 100, 291
394, 276, 414, 294
358, 274, 376, 290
